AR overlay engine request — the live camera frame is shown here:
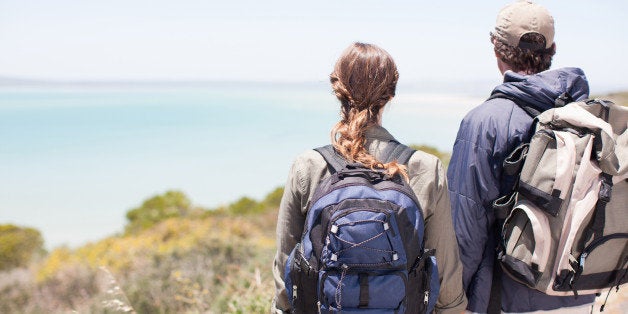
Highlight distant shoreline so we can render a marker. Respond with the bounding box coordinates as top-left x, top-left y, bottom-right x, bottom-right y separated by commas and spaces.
1, 76, 624, 96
